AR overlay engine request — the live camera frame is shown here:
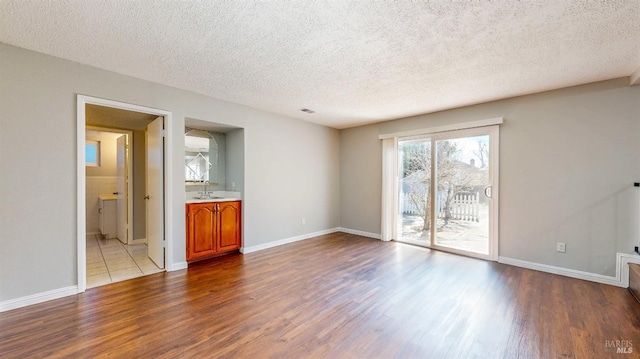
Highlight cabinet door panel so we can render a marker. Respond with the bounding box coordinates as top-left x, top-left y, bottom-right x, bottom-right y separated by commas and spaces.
218, 201, 241, 251
187, 204, 216, 260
